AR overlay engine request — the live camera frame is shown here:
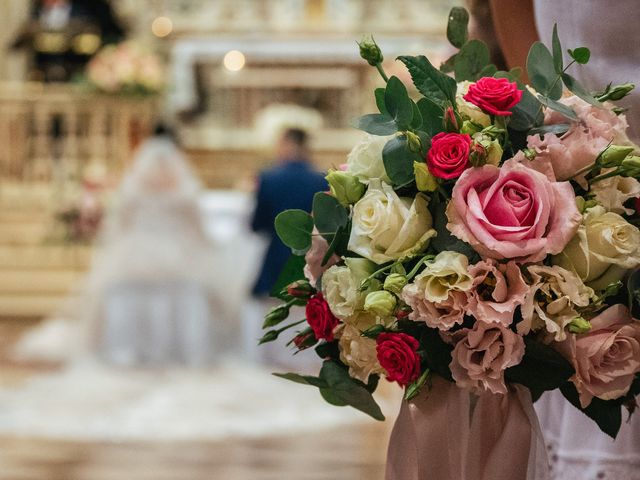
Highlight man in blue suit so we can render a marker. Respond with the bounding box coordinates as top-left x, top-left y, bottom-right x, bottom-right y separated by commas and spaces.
251, 128, 327, 297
